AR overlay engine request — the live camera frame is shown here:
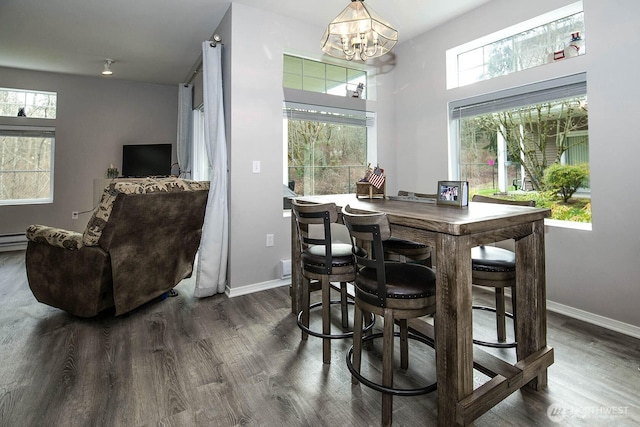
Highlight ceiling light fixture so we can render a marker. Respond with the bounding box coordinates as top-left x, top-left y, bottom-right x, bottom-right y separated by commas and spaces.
320, 0, 398, 61
102, 59, 114, 76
